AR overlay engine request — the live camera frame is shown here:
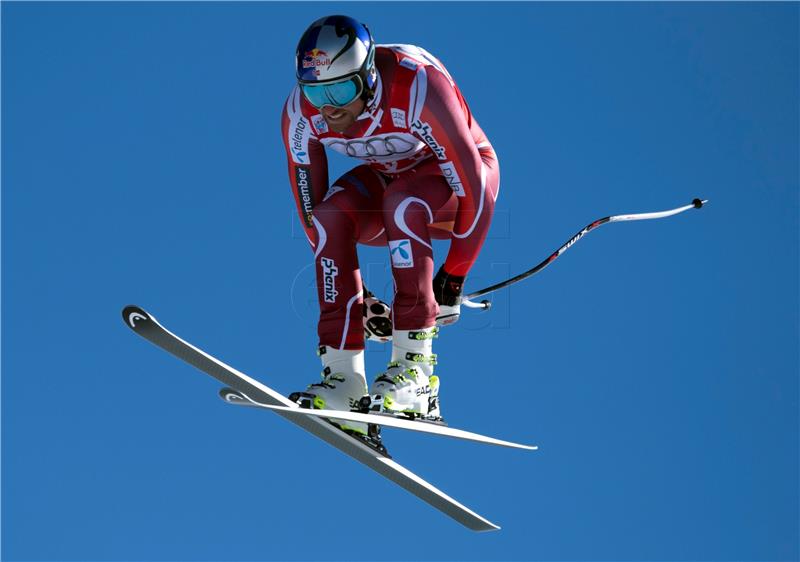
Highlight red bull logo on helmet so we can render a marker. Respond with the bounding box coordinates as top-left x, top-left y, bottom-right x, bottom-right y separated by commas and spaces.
303, 48, 331, 70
